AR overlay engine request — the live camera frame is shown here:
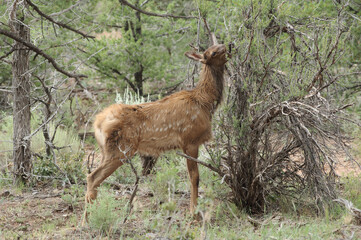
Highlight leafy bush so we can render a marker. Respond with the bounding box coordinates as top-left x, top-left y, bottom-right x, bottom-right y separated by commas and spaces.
62, 183, 84, 209
342, 175, 361, 209
87, 187, 126, 234
148, 157, 181, 204
0, 112, 84, 181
